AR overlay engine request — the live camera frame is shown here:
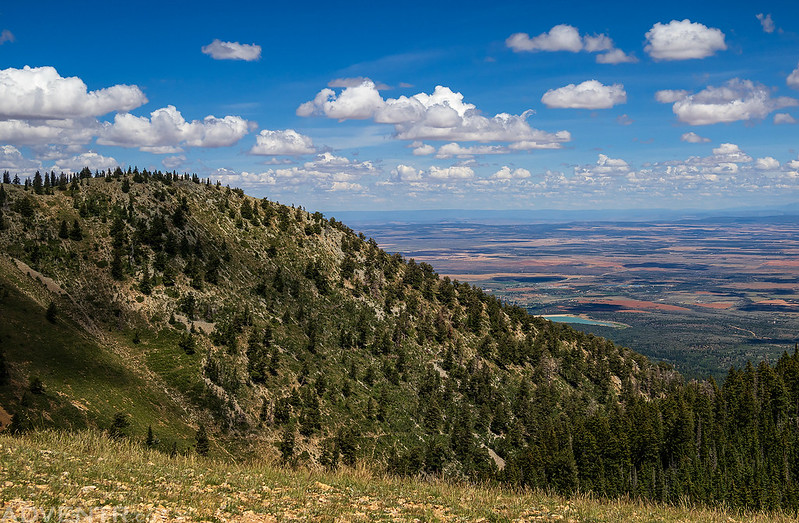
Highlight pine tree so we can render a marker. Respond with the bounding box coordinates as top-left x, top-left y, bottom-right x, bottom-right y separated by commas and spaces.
110, 250, 124, 280
139, 265, 153, 295
45, 301, 57, 323
58, 220, 69, 239
0, 350, 8, 386
32, 171, 43, 194
278, 426, 296, 463
69, 219, 83, 241
110, 412, 130, 438
145, 425, 155, 447
195, 424, 210, 456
